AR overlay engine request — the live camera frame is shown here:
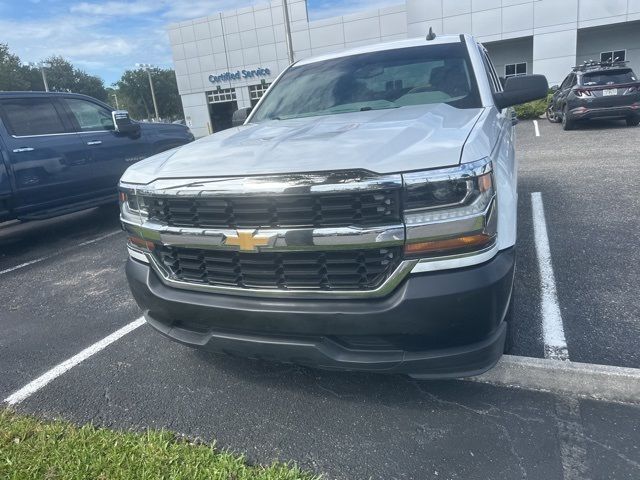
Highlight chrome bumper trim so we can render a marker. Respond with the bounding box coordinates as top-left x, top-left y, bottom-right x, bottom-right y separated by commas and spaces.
410, 244, 499, 273
127, 245, 149, 264
122, 218, 405, 252
119, 171, 403, 197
